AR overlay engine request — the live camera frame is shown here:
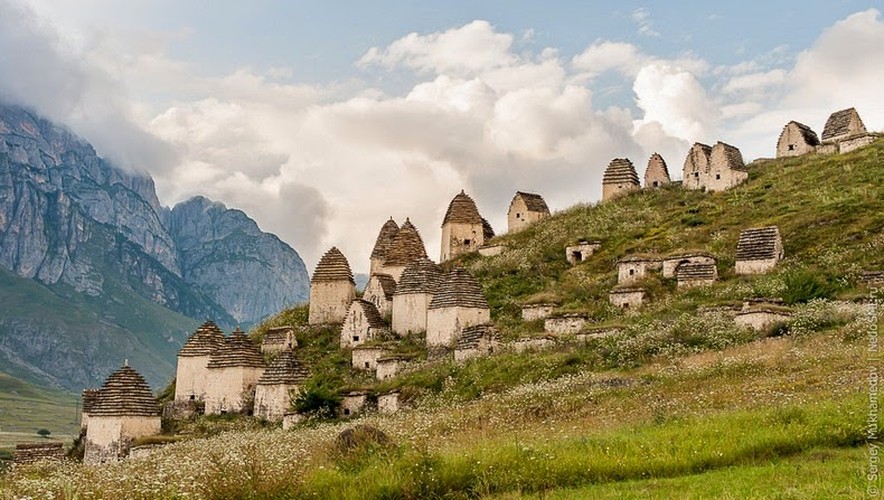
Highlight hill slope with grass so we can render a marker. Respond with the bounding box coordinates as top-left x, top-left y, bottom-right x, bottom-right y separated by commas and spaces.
1, 141, 882, 497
